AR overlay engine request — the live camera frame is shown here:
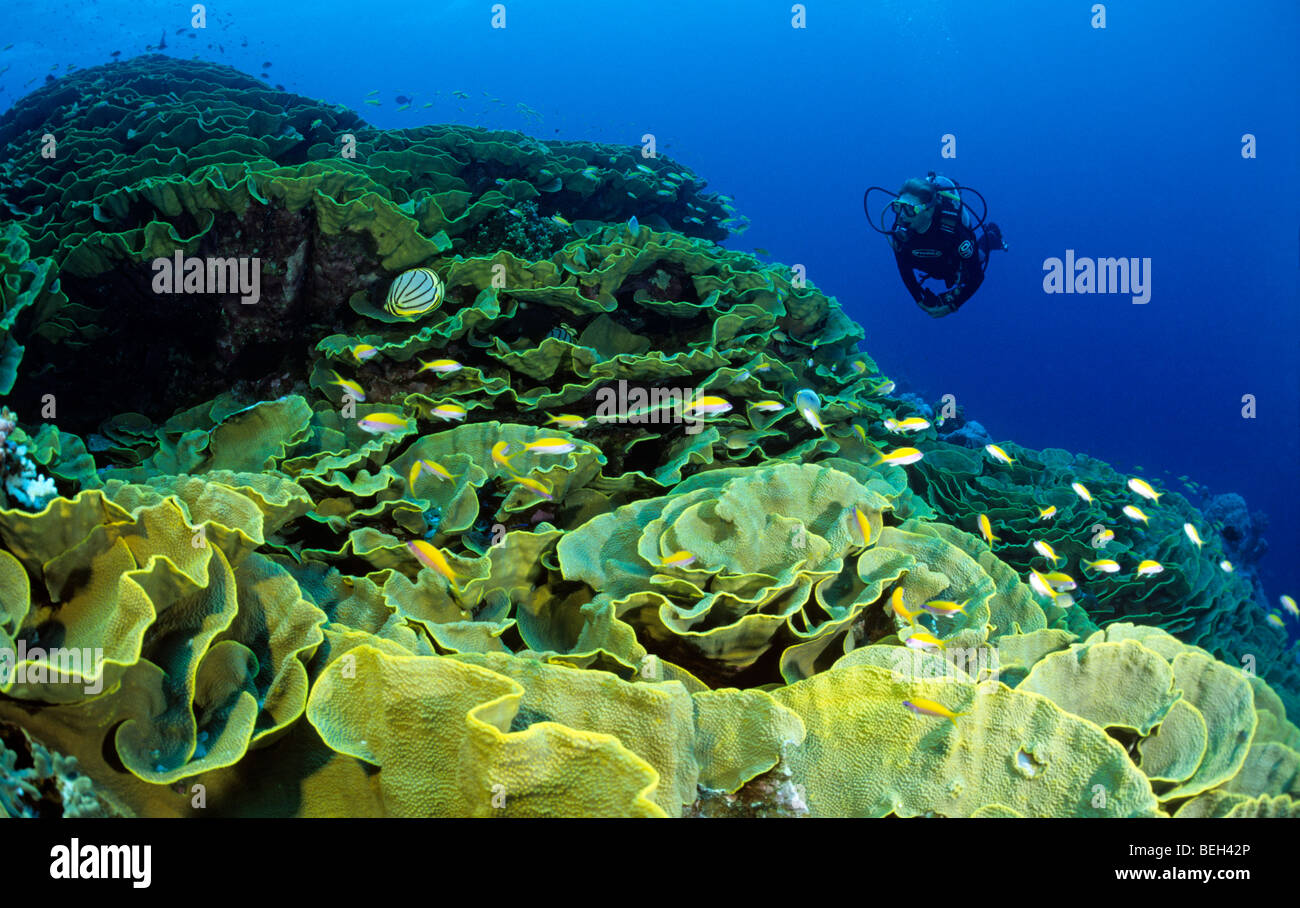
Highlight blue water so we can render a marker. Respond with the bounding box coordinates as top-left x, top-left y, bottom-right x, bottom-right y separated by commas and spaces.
2, 0, 1297, 607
